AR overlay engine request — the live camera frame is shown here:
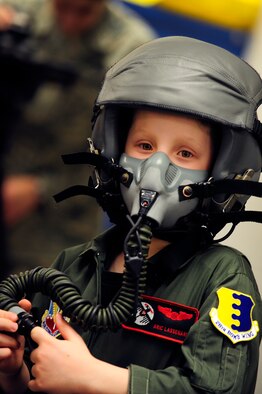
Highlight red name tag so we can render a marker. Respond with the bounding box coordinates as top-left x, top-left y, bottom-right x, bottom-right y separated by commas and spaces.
122, 295, 199, 344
